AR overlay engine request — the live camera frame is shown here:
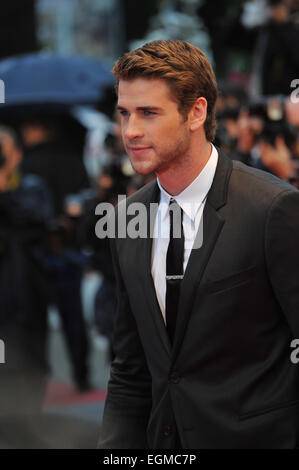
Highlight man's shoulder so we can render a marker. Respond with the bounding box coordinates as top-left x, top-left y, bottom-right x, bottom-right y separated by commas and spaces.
128, 179, 158, 203
116, 179, 157, 212
230, 159, 297, 200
